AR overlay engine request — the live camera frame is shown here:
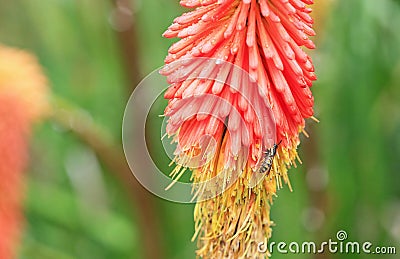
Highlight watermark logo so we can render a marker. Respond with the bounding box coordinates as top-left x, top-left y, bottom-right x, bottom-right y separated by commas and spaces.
257, 230, 397, 255
336, 230, 348, 241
